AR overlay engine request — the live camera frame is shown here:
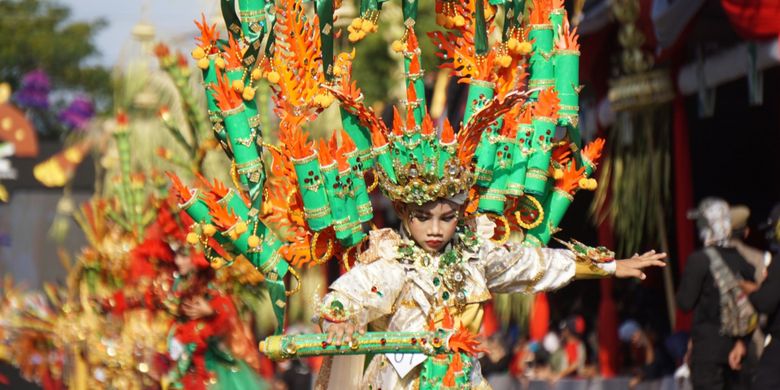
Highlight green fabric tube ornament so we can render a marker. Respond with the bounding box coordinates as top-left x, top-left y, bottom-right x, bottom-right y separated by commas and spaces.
550, 8, 565, 37
554, 51, 580, 127
478, 139, 515, 213
474, 122, 501, 187
259, 330, 457, 360
245, 221, 287, 280
554, 45, 582, 168
238, 0, 268, 41
465, 81, 498, 186
336, 165, 361, 246
506, 123, 533, 196
373, 143, 398, 183
202, 57, 229, 148
419, 353, 472, 390
226, 68, 262, 130
223, 219, 288, 284
291, 153, 332, 231
420, 133, 436, 175
350, 222, 366, 248
202, 56, 222, 114
528, 24, 554, 98
391, 137, 410, 168
259, 331, 453, 362
321, 162, 349, 242
437, 140, 457, 178
217, 188, 249, 220
223, 105, 263, 189
462, 81, 494, 126
223, 217, 289, 335
341, 107, 374, 168
346, 149, 373, 223
407, 132, 425, 171
225, 68, 265, 203
524, 116, 555, 195
421, 355, 454, 387
526, 188, 574, 245
177, 189, 233, 251
179, 188, 212, 223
